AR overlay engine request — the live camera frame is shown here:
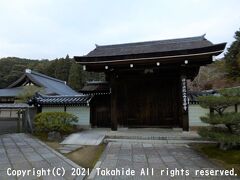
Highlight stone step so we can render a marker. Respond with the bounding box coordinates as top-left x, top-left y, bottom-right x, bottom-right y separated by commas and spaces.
58, 144, 83, 154
105, 135, 203, 140
61, 131, 105, 145
104, 138, 216, 144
